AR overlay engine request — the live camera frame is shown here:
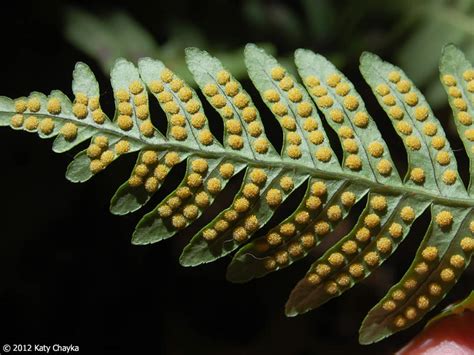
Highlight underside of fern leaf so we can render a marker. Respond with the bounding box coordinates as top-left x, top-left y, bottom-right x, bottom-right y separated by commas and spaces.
1, 43, 473, 345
